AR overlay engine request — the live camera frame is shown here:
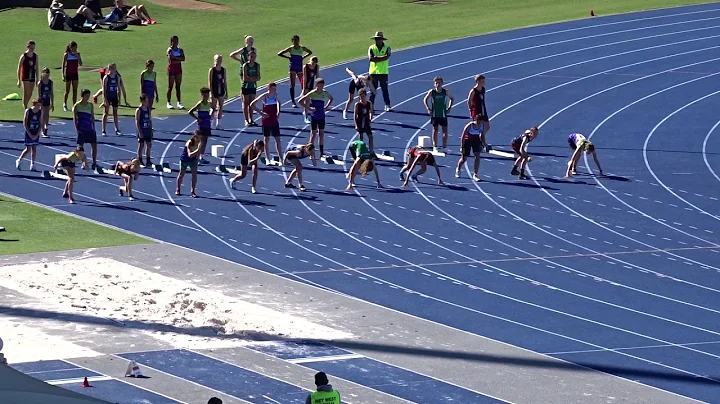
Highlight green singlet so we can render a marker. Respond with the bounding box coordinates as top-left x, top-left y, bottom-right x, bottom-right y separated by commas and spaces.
430, 89, 447, 118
